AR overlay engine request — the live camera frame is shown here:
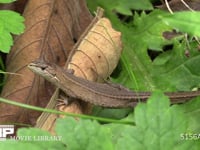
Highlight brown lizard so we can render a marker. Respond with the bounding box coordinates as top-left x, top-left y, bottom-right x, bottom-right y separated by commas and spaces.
28, 60, 200, 108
